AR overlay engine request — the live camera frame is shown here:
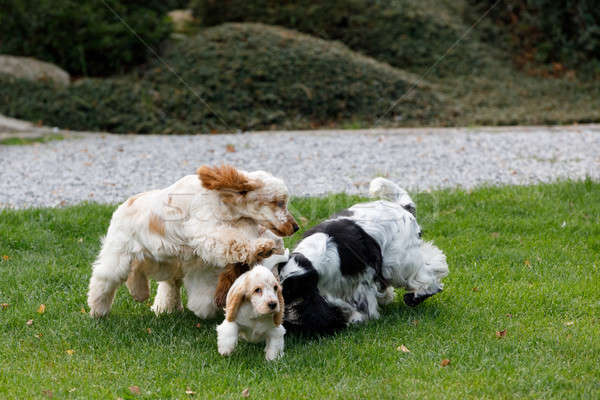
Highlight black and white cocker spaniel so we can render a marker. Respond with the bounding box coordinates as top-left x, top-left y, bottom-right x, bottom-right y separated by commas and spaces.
277, 178, 449, 336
